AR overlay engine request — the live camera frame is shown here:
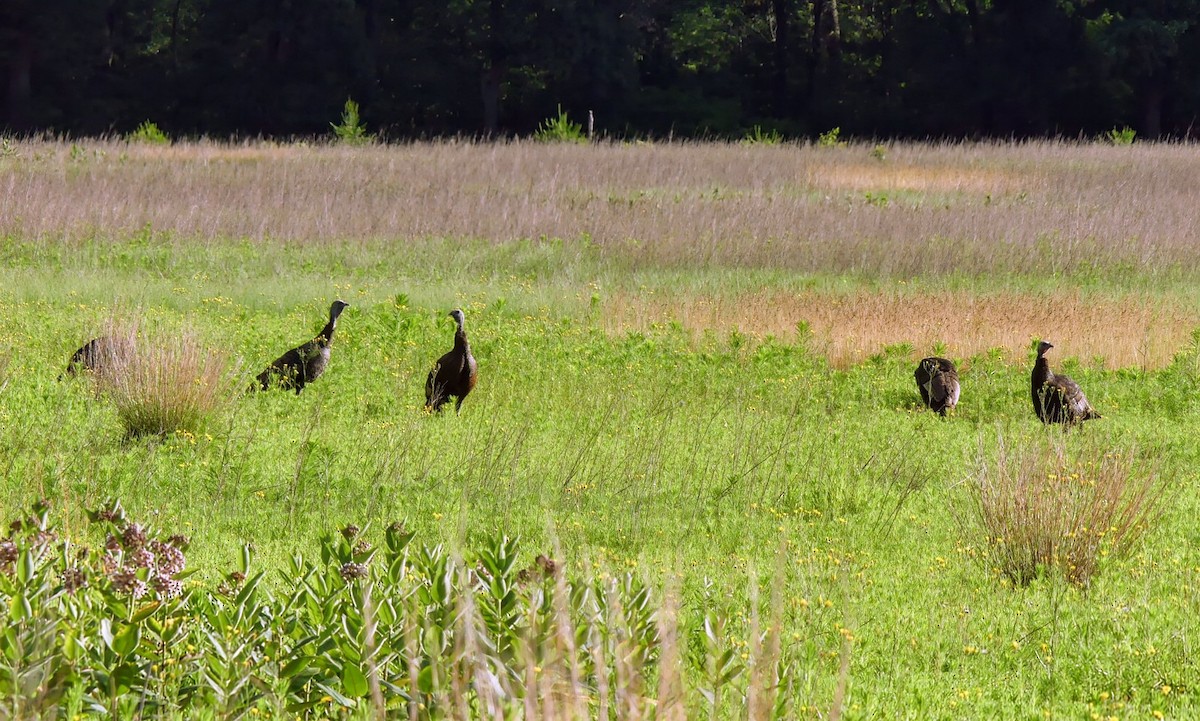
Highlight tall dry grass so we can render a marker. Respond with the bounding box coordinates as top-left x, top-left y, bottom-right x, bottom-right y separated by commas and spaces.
604, 288, 1197, 369
0, 351, 10, 395
90, 320, 235, 438
440, 567, 848, 721
2, 138, 1200, 275
960, 434, 1165, 588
